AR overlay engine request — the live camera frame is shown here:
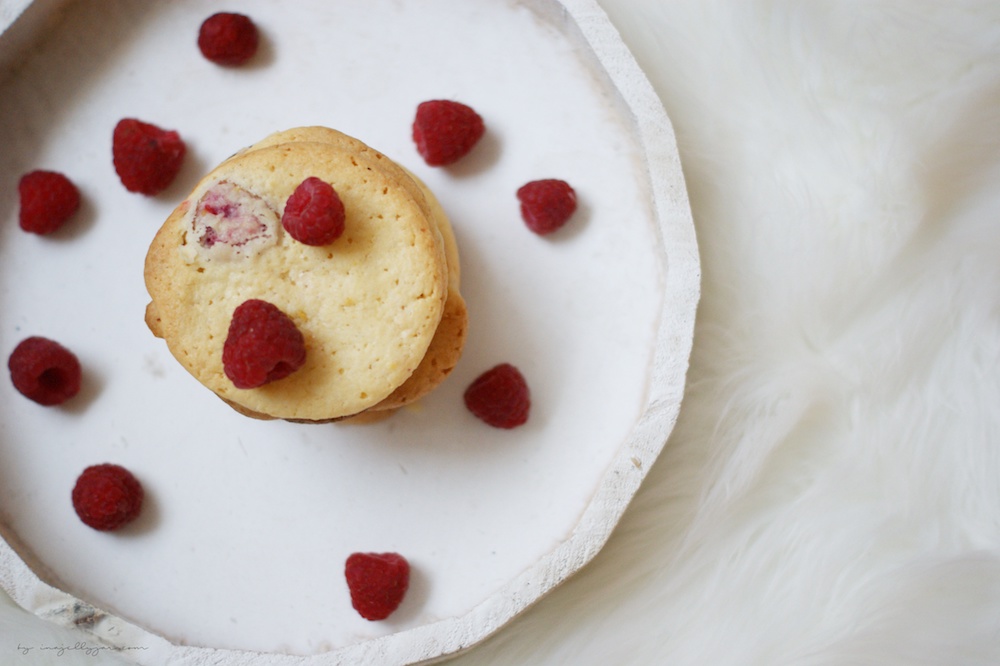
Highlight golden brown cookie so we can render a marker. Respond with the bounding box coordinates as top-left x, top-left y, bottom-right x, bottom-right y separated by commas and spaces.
222, 127, 468, 416
144, 136, 450, 422
366, 171, 465, 412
